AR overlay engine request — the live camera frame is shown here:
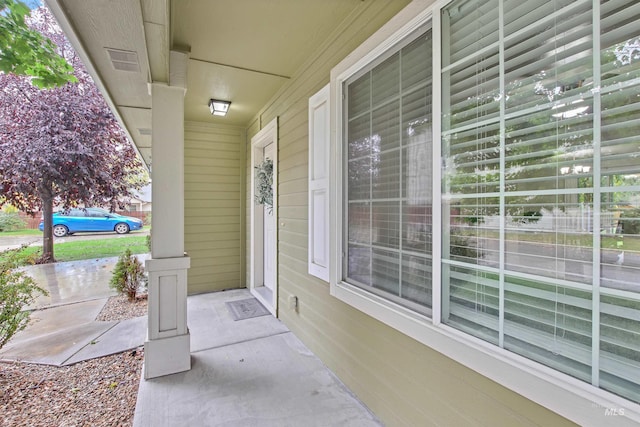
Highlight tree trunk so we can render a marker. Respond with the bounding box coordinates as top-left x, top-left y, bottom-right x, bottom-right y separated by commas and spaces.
41, 197, 55, 263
